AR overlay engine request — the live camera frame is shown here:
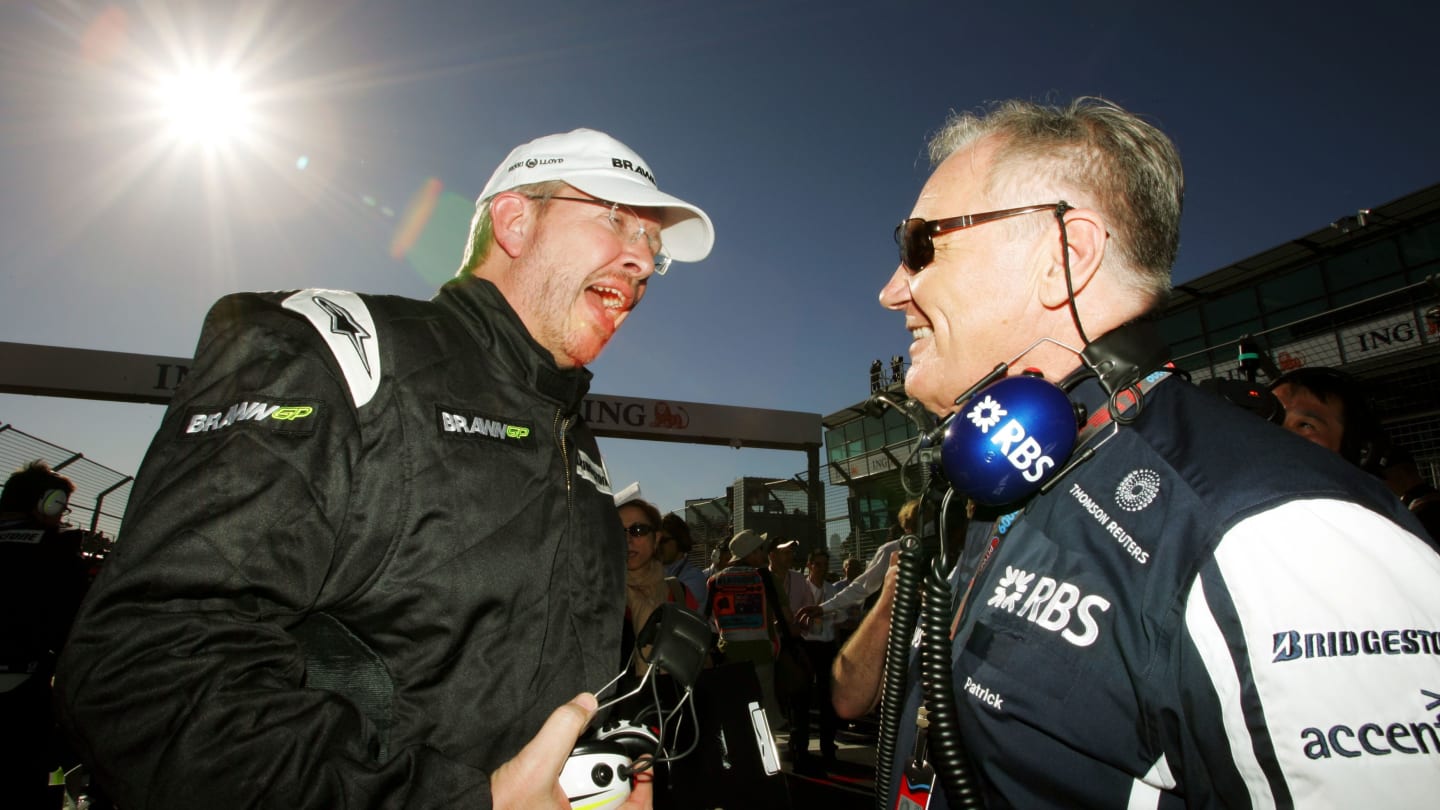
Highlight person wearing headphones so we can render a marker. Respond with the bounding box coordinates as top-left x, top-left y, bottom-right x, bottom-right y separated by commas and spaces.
835, 98, 1440, 808
0, 460, 90, 807
55, 128, 714, 810
1270, 366, 1439, 548
1269, 366, 1380, 466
